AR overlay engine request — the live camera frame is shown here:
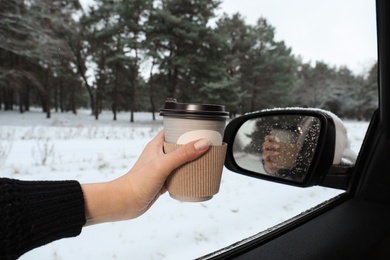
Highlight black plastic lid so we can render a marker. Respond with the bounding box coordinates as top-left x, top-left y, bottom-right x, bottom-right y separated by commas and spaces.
160, 98, 229, 120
